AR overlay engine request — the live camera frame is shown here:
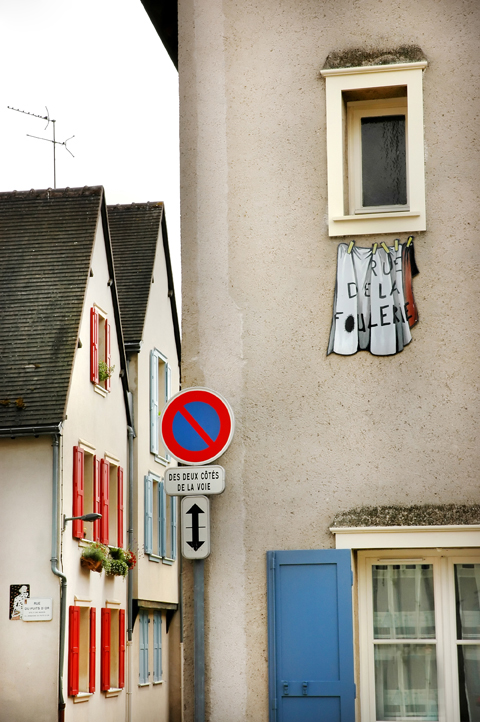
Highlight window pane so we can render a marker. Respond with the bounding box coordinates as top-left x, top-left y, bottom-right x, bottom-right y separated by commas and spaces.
458, 645, 480, 722
374, 644, 438, 721
455, 565, 480, 640
373, 565, 435, 639
361, 115, 407, 207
